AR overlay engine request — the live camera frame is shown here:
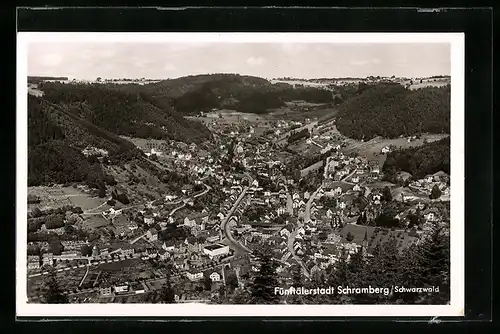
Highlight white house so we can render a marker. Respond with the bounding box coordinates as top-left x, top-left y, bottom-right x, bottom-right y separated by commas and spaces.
381, 146, 391, 154
209, 272, 221, 282
351, 176, 360, 183
339, 202, 346, 209
186, 270, 204, 281
114, 285, 129, 294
